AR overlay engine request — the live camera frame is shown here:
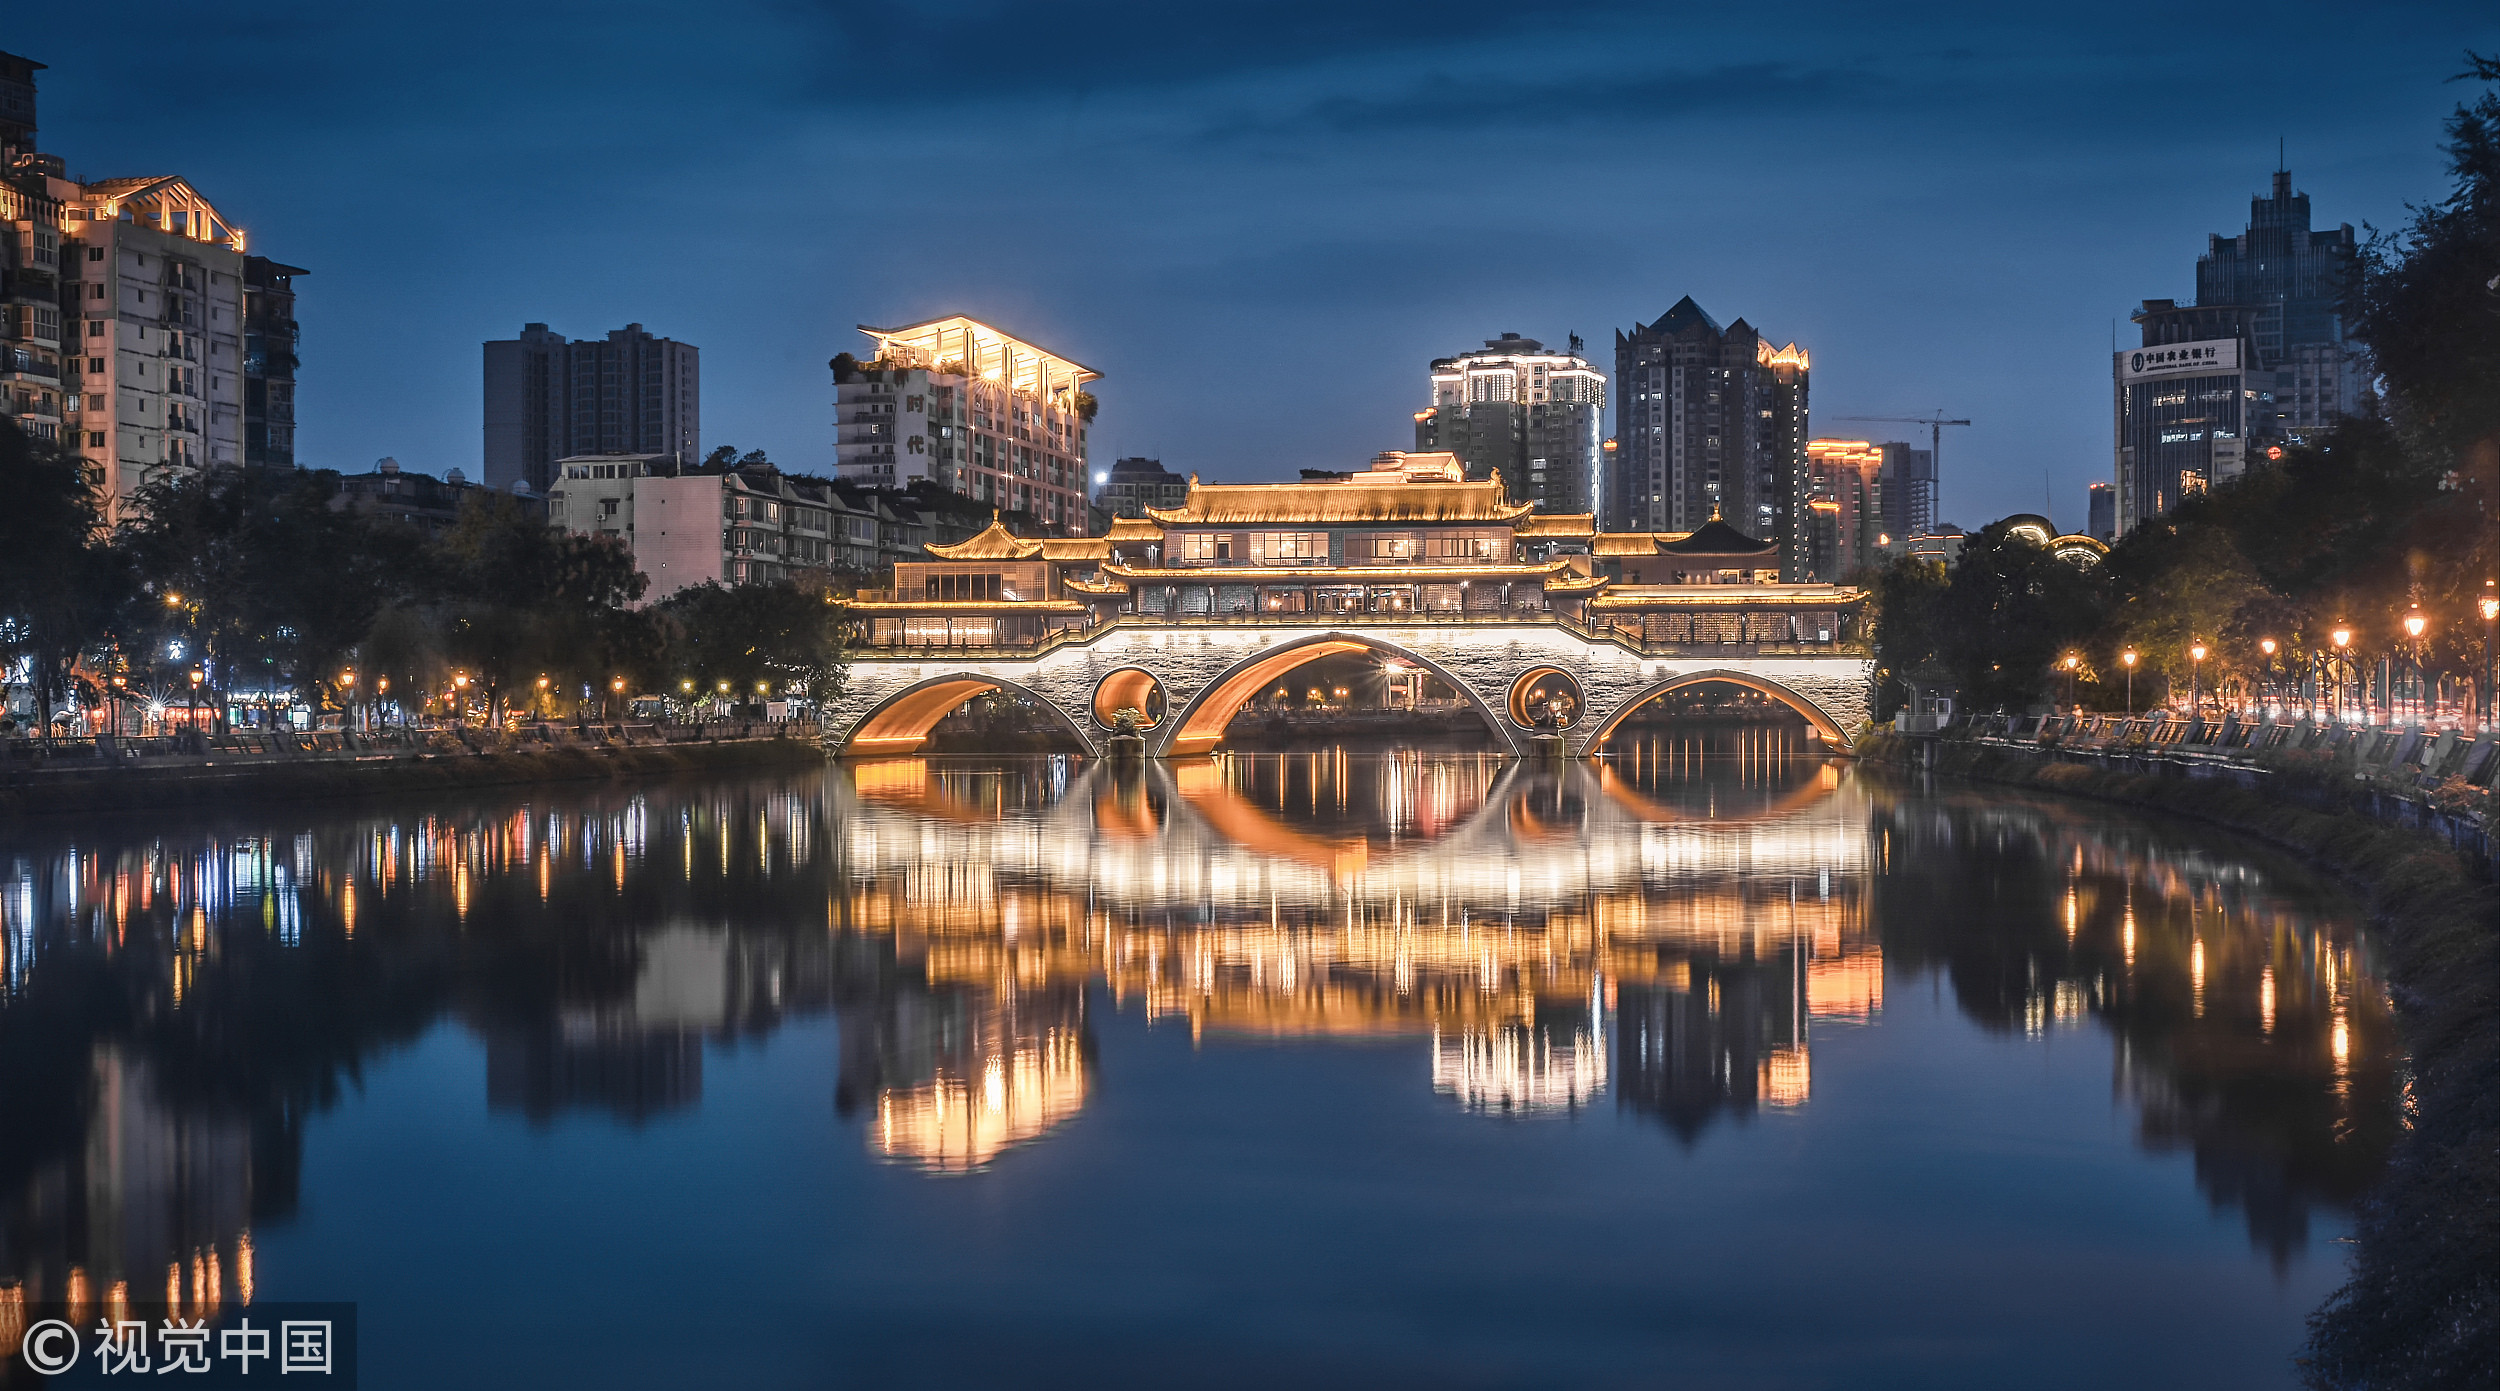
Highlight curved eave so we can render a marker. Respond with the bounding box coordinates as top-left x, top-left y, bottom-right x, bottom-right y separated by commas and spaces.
1061, 577, 1129, 595
1587, 586, 1867, 610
